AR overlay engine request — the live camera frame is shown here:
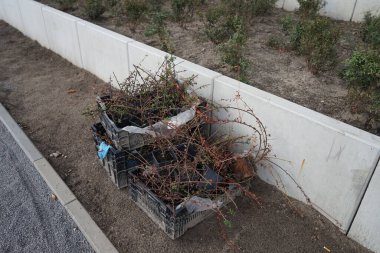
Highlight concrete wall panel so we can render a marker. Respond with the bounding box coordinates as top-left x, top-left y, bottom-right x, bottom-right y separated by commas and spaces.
0, 0, 4, 20
174, 58, 221, 101
213, 75, 380, 232
127, 41, 169, 79
283, 0, 299, 11
321, 0, 356, 21
348, 161, 380, 253
1, 0, 24, 32
275, 0, 285, 9
352, 0, 380, 22
77, 21, 133, 86
18, 0, 49, 48
42, 7, 82, 67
